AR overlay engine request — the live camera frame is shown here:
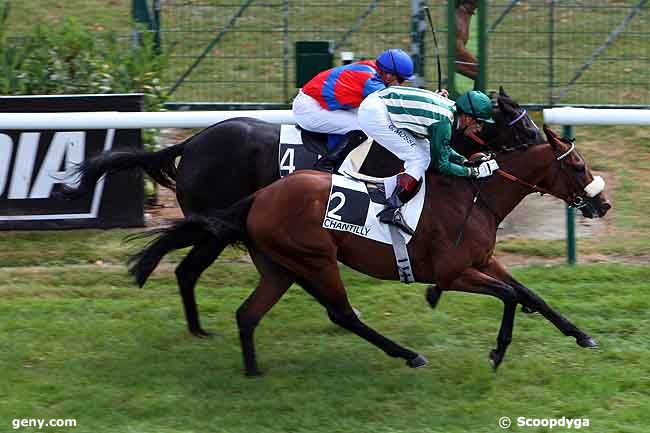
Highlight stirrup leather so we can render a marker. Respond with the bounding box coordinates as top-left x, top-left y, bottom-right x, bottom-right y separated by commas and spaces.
377, 207, 416, 236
